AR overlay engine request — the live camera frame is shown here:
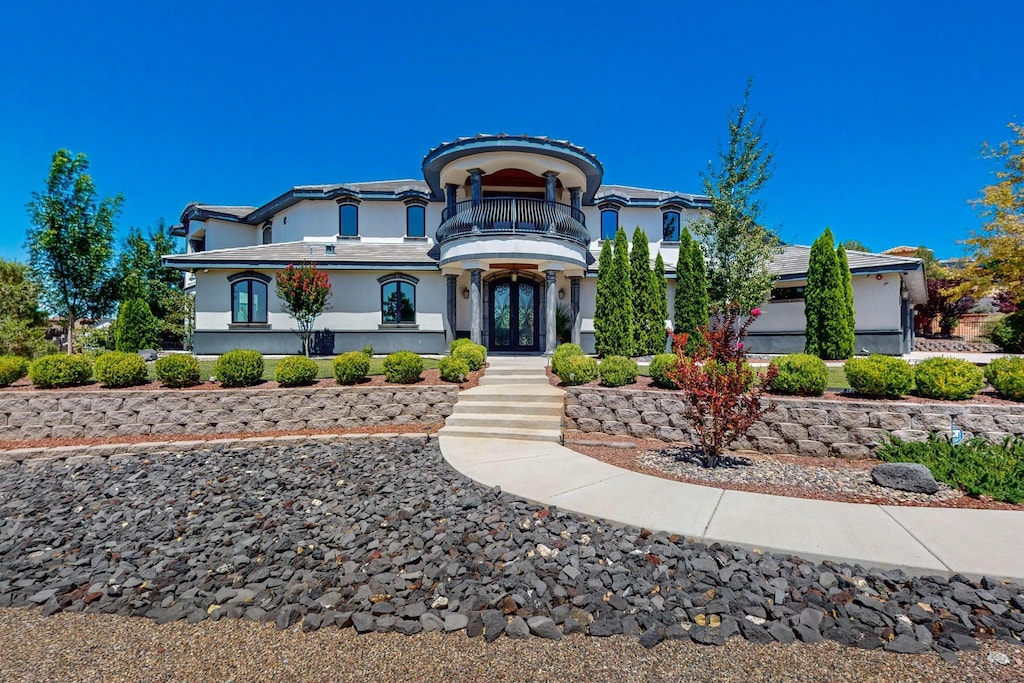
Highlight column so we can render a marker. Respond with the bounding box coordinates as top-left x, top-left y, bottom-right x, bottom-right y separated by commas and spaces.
543, 171, 559, 203
444, 274, 457, 344
469, 169, 483, 206
544, 270, 558, 355
445, 184, 457, 213
570, 276, 581, 346
569, 187, 581, 213
469, 269, 483, 344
